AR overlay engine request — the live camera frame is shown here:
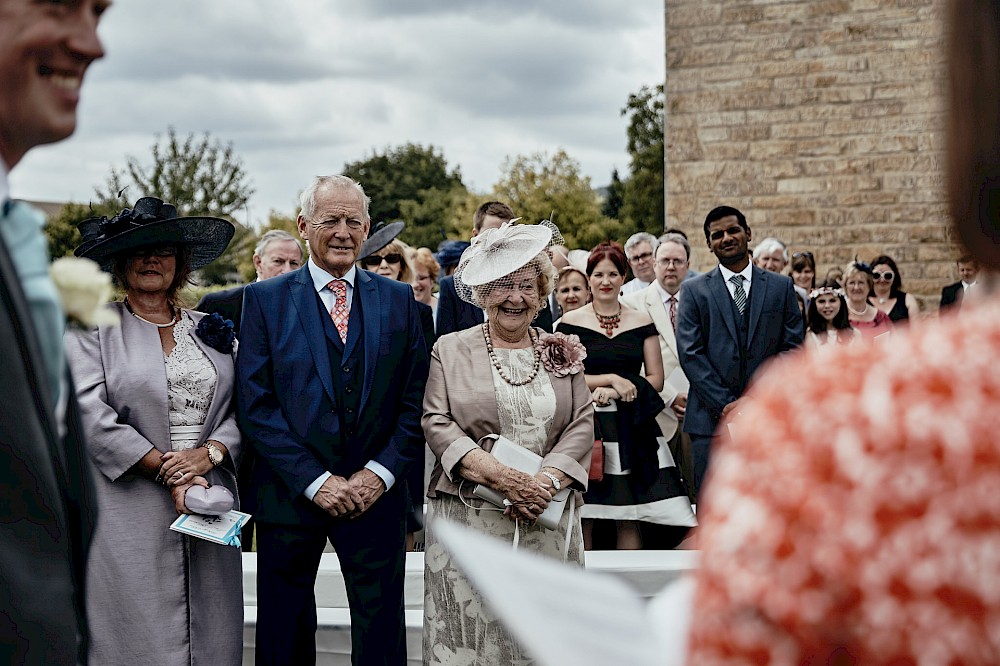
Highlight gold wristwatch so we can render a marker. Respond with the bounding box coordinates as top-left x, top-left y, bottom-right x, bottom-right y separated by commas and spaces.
205, 442, 224, 467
